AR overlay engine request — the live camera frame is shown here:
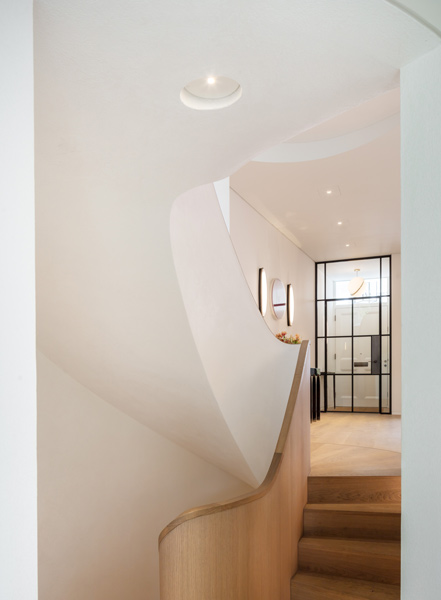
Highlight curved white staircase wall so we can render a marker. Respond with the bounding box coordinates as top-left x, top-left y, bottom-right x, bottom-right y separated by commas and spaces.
36, 183, 258, 483
171, 184, 301, 484
37, 352, 252, 600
